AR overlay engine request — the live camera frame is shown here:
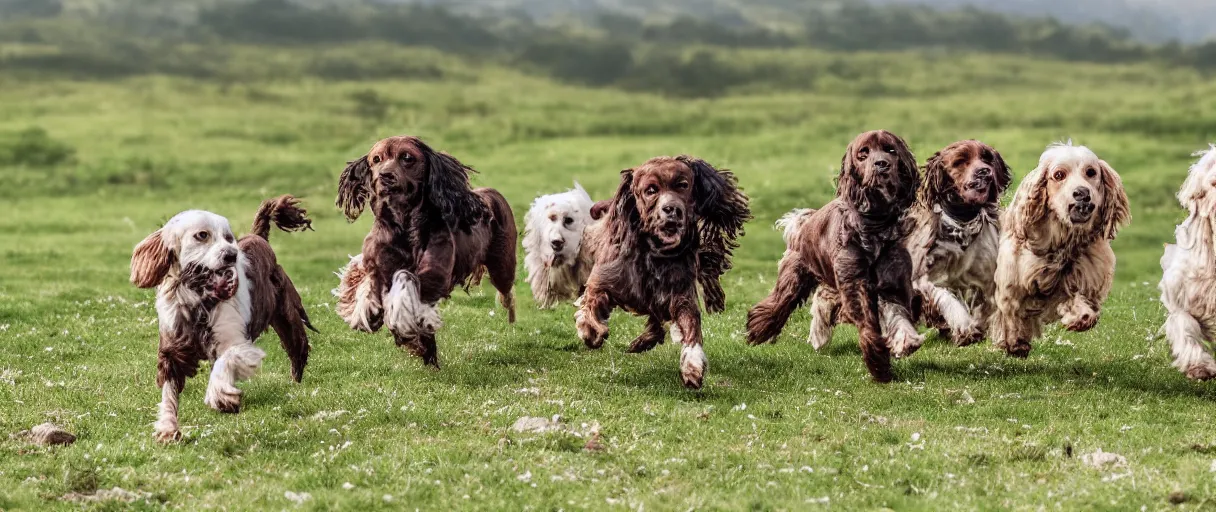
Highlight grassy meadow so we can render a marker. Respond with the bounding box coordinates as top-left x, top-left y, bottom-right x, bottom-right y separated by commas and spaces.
3, 46, 1216, 510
